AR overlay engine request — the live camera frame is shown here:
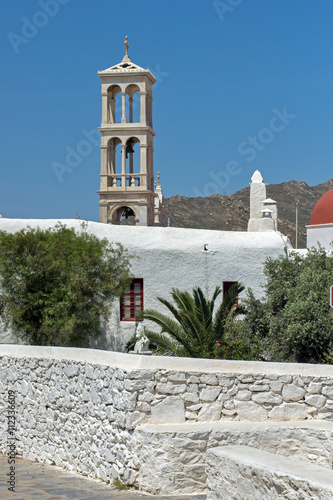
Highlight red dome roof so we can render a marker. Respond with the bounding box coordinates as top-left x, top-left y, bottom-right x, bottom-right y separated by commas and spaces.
310, 190, 333, 225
